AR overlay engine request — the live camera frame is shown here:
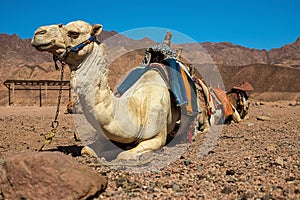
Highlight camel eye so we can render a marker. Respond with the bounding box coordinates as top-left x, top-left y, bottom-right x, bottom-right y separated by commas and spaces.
68, 31, 80, 39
